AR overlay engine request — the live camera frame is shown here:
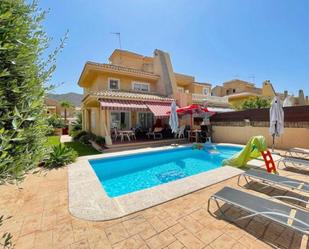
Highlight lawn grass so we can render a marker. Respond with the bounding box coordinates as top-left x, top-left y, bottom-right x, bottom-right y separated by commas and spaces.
46, 136, 61, 146
64, 141, 101, 157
